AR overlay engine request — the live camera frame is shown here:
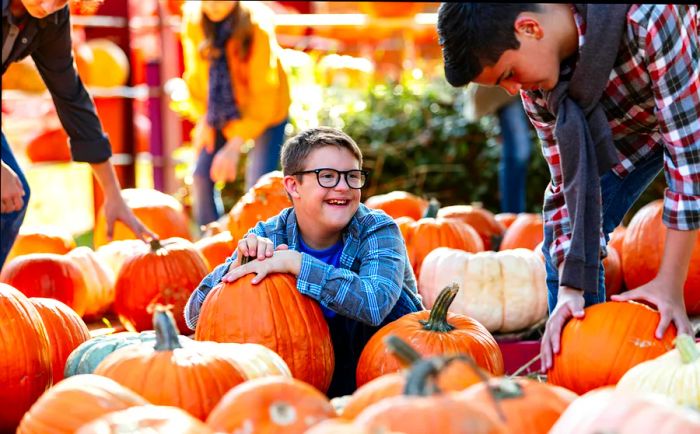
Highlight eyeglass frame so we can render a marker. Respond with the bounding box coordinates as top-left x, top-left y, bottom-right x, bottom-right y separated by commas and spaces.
291, 168, 370, 189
